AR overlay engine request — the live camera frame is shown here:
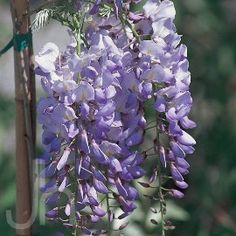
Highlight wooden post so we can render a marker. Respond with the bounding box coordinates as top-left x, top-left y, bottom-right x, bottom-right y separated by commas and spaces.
10, 0, 35, 235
